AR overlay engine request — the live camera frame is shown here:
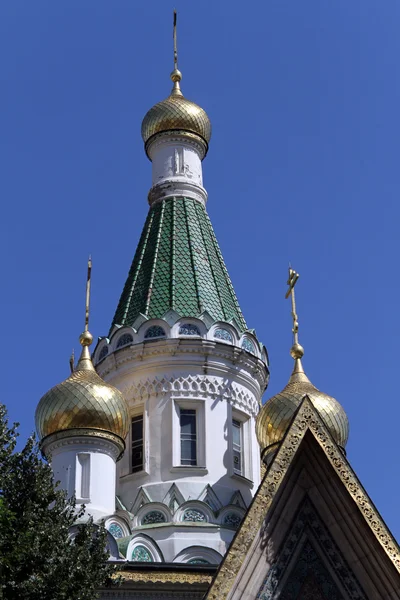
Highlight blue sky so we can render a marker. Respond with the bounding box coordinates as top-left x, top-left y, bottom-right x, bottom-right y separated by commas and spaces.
0, 1, 399, 540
